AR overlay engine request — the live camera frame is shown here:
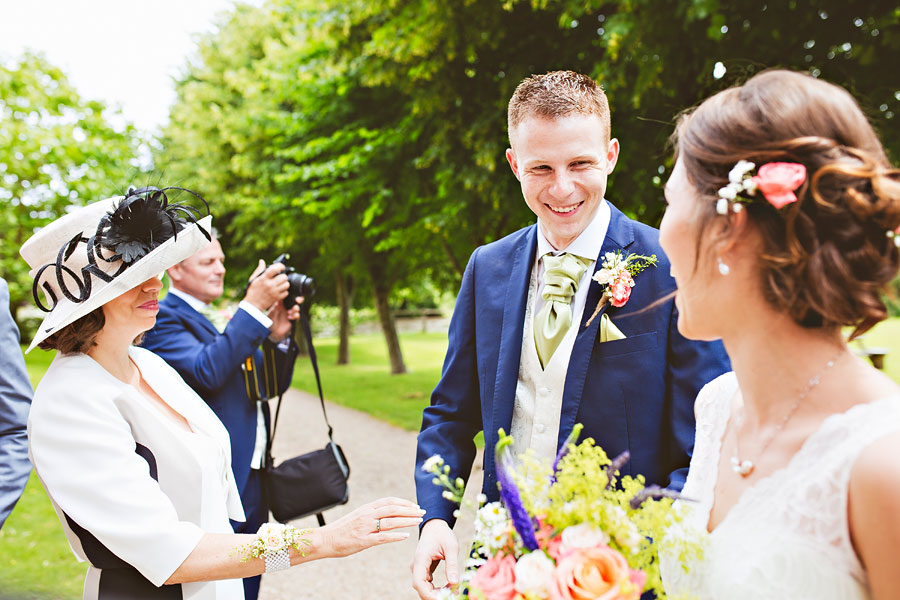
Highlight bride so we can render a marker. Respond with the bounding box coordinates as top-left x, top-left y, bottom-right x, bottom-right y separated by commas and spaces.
658, 69, 900, 599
